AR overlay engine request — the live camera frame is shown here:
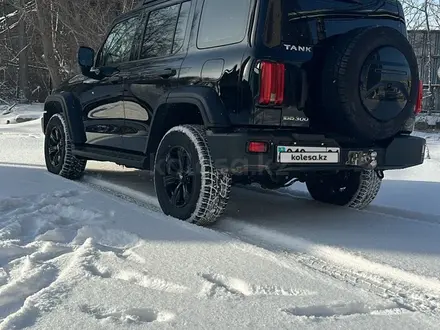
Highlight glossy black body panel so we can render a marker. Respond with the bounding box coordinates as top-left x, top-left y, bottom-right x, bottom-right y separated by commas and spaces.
205, 130, 426, 172
123, 54, 186, 153
42, 0, 423, 173
121, 0, 193, 153
239, 0, 406, 128
80, 76, 125, 149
